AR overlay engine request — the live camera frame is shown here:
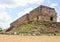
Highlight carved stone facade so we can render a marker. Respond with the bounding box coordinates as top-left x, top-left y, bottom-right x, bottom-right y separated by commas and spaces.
10, 5, 57, 29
